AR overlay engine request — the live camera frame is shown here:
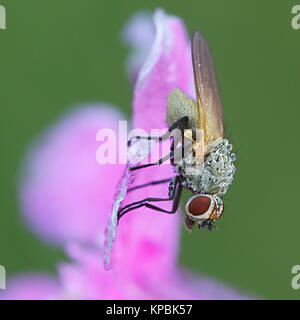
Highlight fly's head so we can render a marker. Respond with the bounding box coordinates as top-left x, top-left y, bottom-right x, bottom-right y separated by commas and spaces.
184, 194, 223, 231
